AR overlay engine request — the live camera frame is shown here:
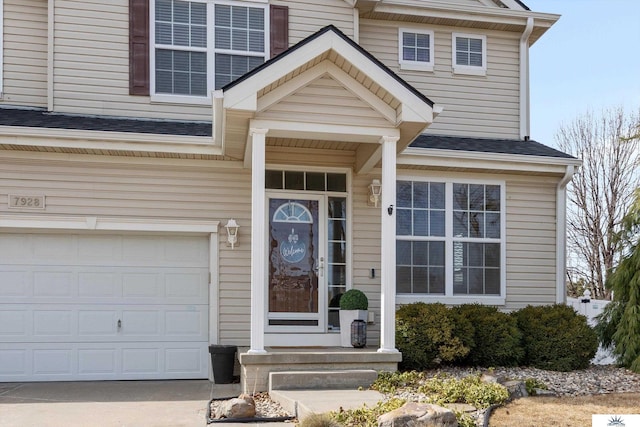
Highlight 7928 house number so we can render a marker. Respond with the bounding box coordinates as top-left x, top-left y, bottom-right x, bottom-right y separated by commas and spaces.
8, 195, 46, 210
